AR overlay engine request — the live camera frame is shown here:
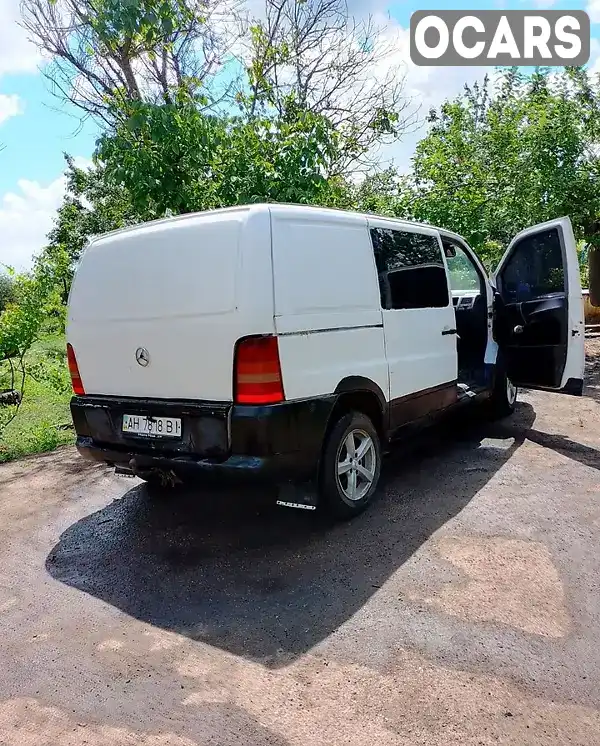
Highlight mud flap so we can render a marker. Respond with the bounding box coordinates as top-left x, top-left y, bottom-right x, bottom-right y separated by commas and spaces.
115, 466, 136, 478
276, 482, 318, 511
